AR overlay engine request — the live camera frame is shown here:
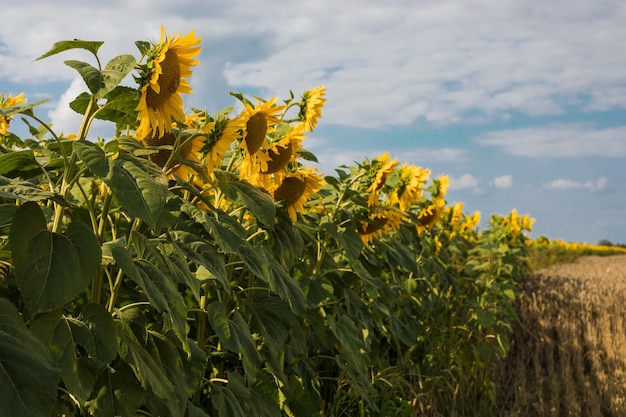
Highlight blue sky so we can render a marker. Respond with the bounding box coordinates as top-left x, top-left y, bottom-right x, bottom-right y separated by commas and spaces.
2, 0, 625, 244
